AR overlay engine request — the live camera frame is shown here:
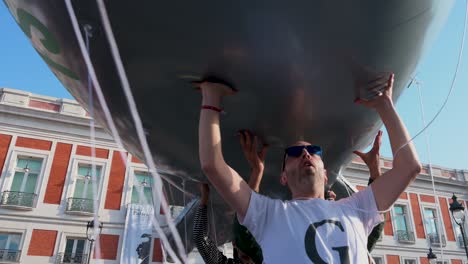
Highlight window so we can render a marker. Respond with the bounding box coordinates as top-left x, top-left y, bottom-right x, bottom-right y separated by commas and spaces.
393, 204, 415, 243
1, 156, 43, 208
0, 232, 22, 262
131, 171, 153, 205
453, 219, 468, 248
372, 256, 383, 264
402, 258, 417, 264
66, 164, 102, 214
57, 238, 87, 264
423, 207, 446, 247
